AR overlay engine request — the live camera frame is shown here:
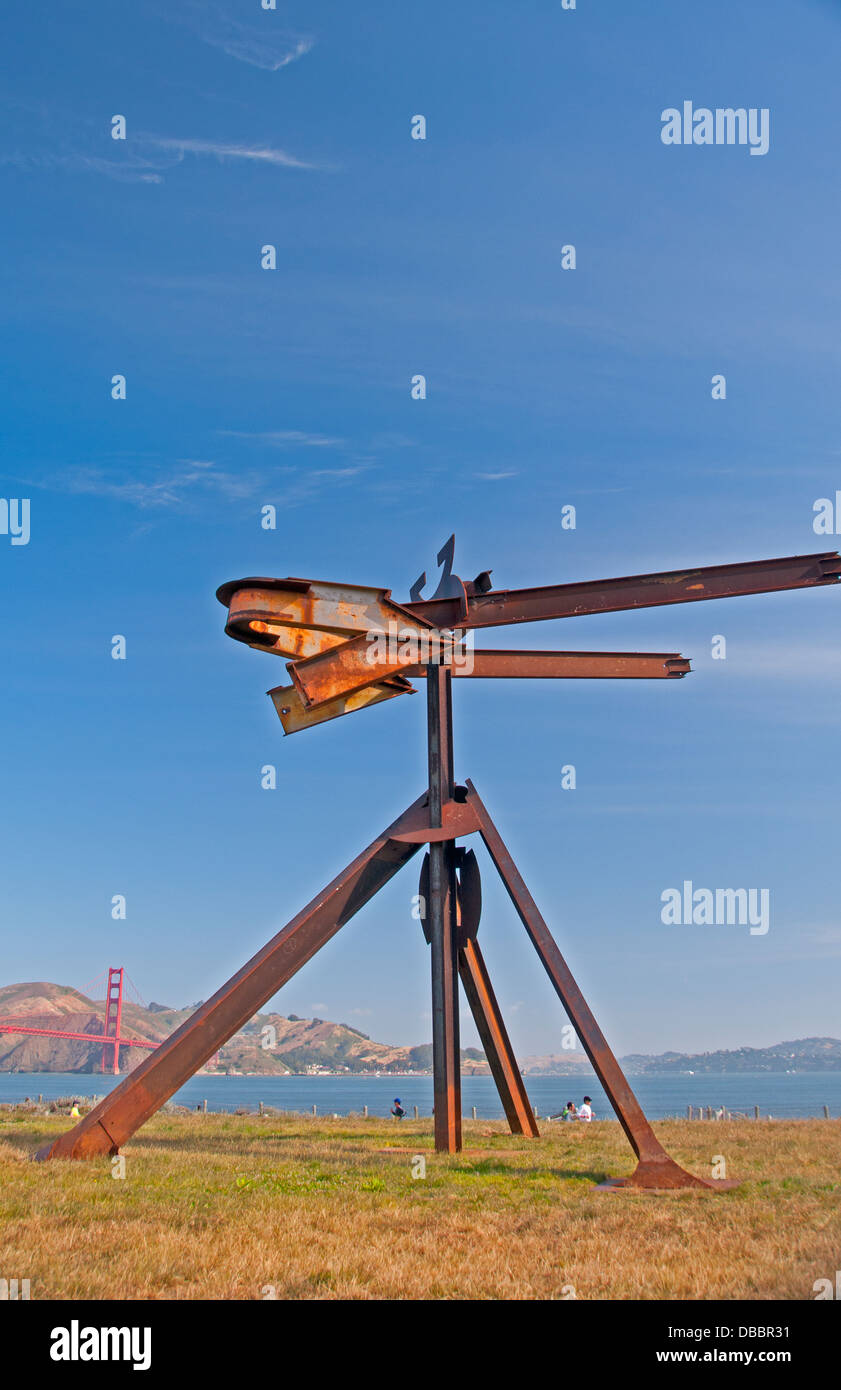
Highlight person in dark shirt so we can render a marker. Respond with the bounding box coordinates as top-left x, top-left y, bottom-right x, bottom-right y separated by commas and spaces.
391, 1097, 405, 1119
